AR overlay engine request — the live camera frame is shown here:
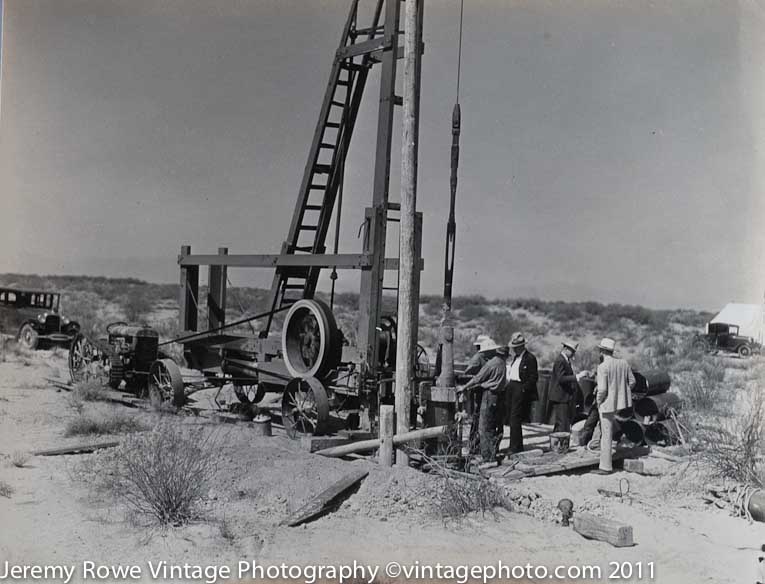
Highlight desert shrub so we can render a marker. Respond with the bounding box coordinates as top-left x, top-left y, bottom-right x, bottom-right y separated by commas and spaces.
124, 289, 153, 322
682, 377, 720, 413
697, 391, 765, 487
10, 451, 29, 468
452, 295, 488, 310
458, 304, 490, 320
573, 346, 599, 374
105, 423, 218, 524
411, 449, 511, 518
72, 379, 107, 402
65, 412, 147, 437
0, 480, 13, 498
488, 313, 533, 347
